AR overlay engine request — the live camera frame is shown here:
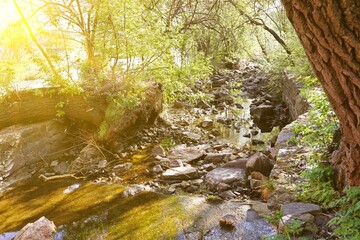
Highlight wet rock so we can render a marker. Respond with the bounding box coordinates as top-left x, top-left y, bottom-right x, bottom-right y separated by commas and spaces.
219, 214, 237, 228
162, 165, 198, 180
168, 185, 177, 194
246, 152, 274, 177
206, 167, 247, 187
113, 162, 133, 173
219, 190, 236, 199
152, 165, 163, 174
167, 144, 209, 163
14, 216, 56, 240
204, 153, 231, 164
122, 184, 152, 198
151, 145, 166, 157
281, 202, 322, 216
